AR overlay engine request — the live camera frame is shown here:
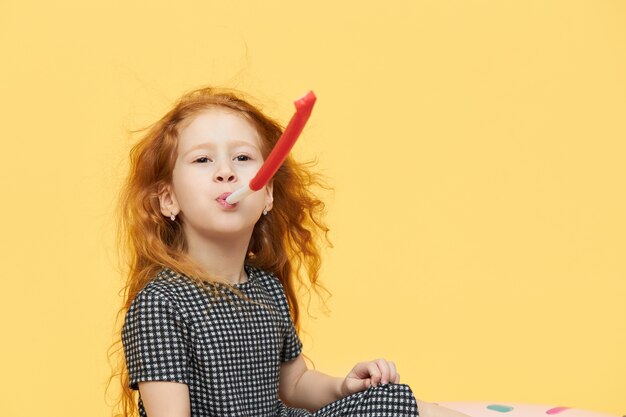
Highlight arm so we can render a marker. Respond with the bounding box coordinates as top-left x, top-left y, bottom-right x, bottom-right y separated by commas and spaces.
279, 355, 472, 417
279, 355, 401, 412
138, 381, 191, 417
279, 354, 343, 411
